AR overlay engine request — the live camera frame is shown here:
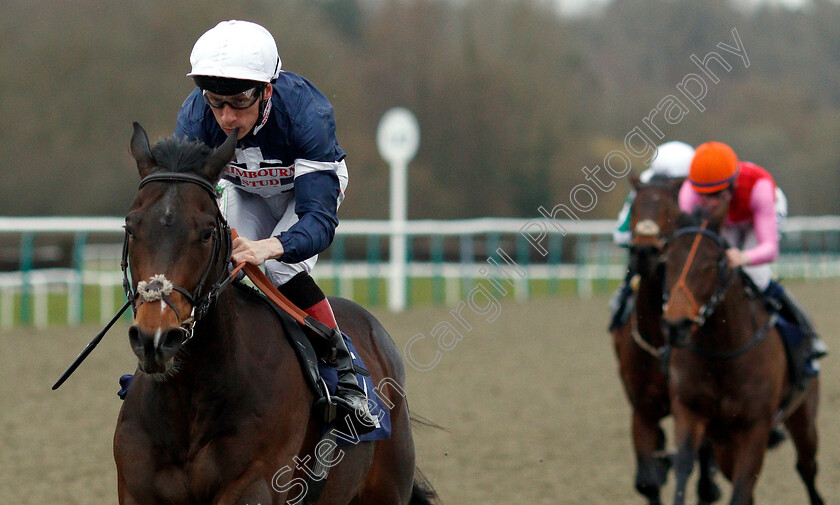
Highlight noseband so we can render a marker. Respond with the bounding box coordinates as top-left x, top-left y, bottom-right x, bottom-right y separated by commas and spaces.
662, 221, 733, 329
121, 172, 233, 341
